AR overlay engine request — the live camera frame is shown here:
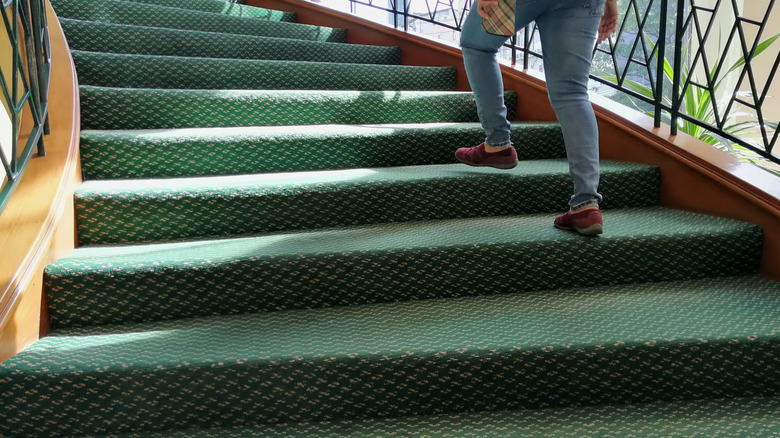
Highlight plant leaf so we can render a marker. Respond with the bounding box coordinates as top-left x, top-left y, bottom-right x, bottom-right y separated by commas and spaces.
728, 32, 780, 74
